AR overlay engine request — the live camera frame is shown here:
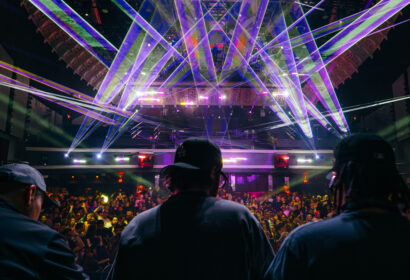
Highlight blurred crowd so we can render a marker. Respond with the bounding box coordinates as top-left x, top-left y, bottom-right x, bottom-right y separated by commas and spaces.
41, 186, 334, 273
